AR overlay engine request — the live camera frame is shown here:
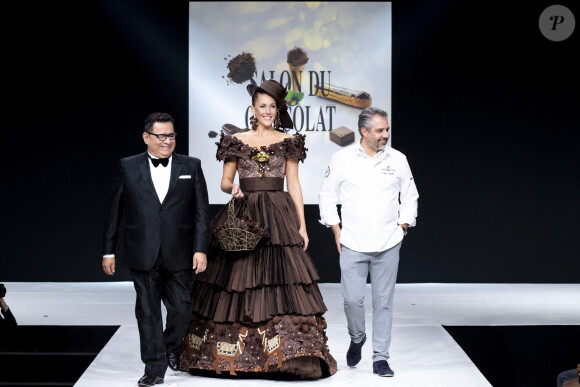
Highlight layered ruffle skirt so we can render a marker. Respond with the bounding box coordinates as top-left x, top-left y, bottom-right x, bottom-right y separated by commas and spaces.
179, 190, 337, 379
